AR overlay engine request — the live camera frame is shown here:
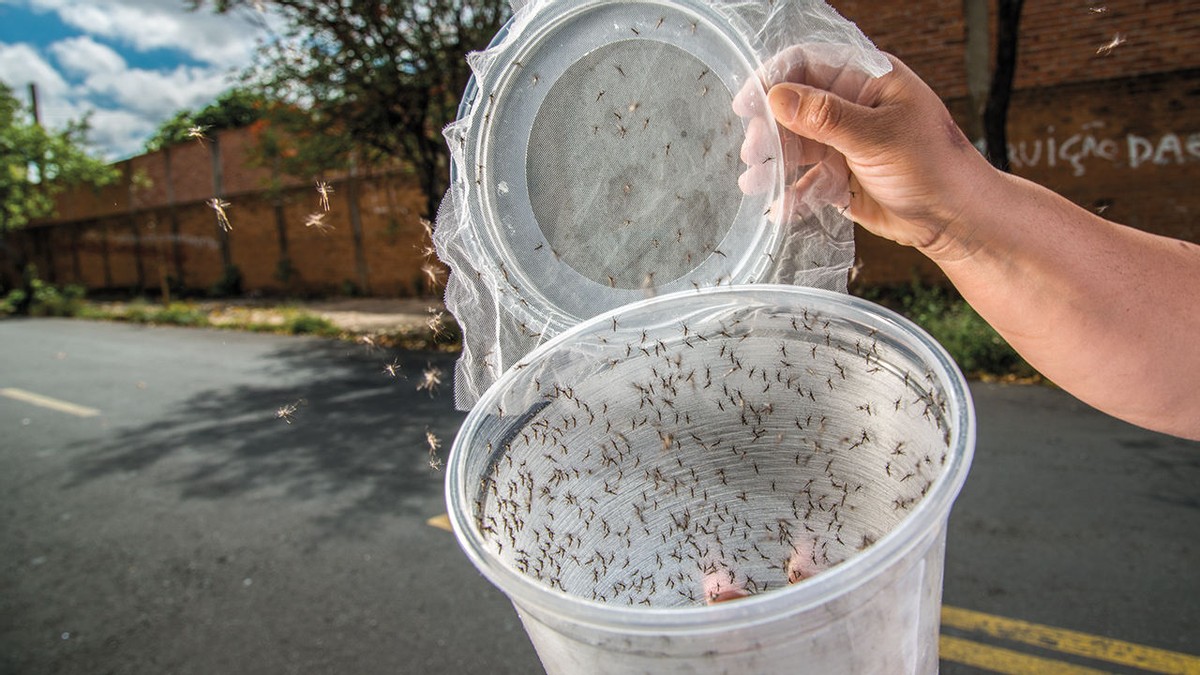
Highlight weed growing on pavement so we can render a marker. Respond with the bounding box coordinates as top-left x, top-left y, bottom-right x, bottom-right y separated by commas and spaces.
278, 311, 339, 336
